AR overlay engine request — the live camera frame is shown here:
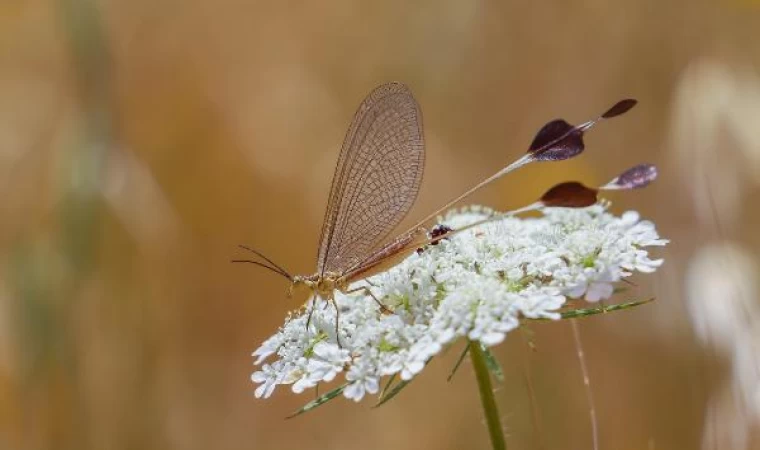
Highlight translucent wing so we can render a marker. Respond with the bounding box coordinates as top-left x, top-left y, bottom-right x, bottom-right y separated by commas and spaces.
316, 82, 424, 275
